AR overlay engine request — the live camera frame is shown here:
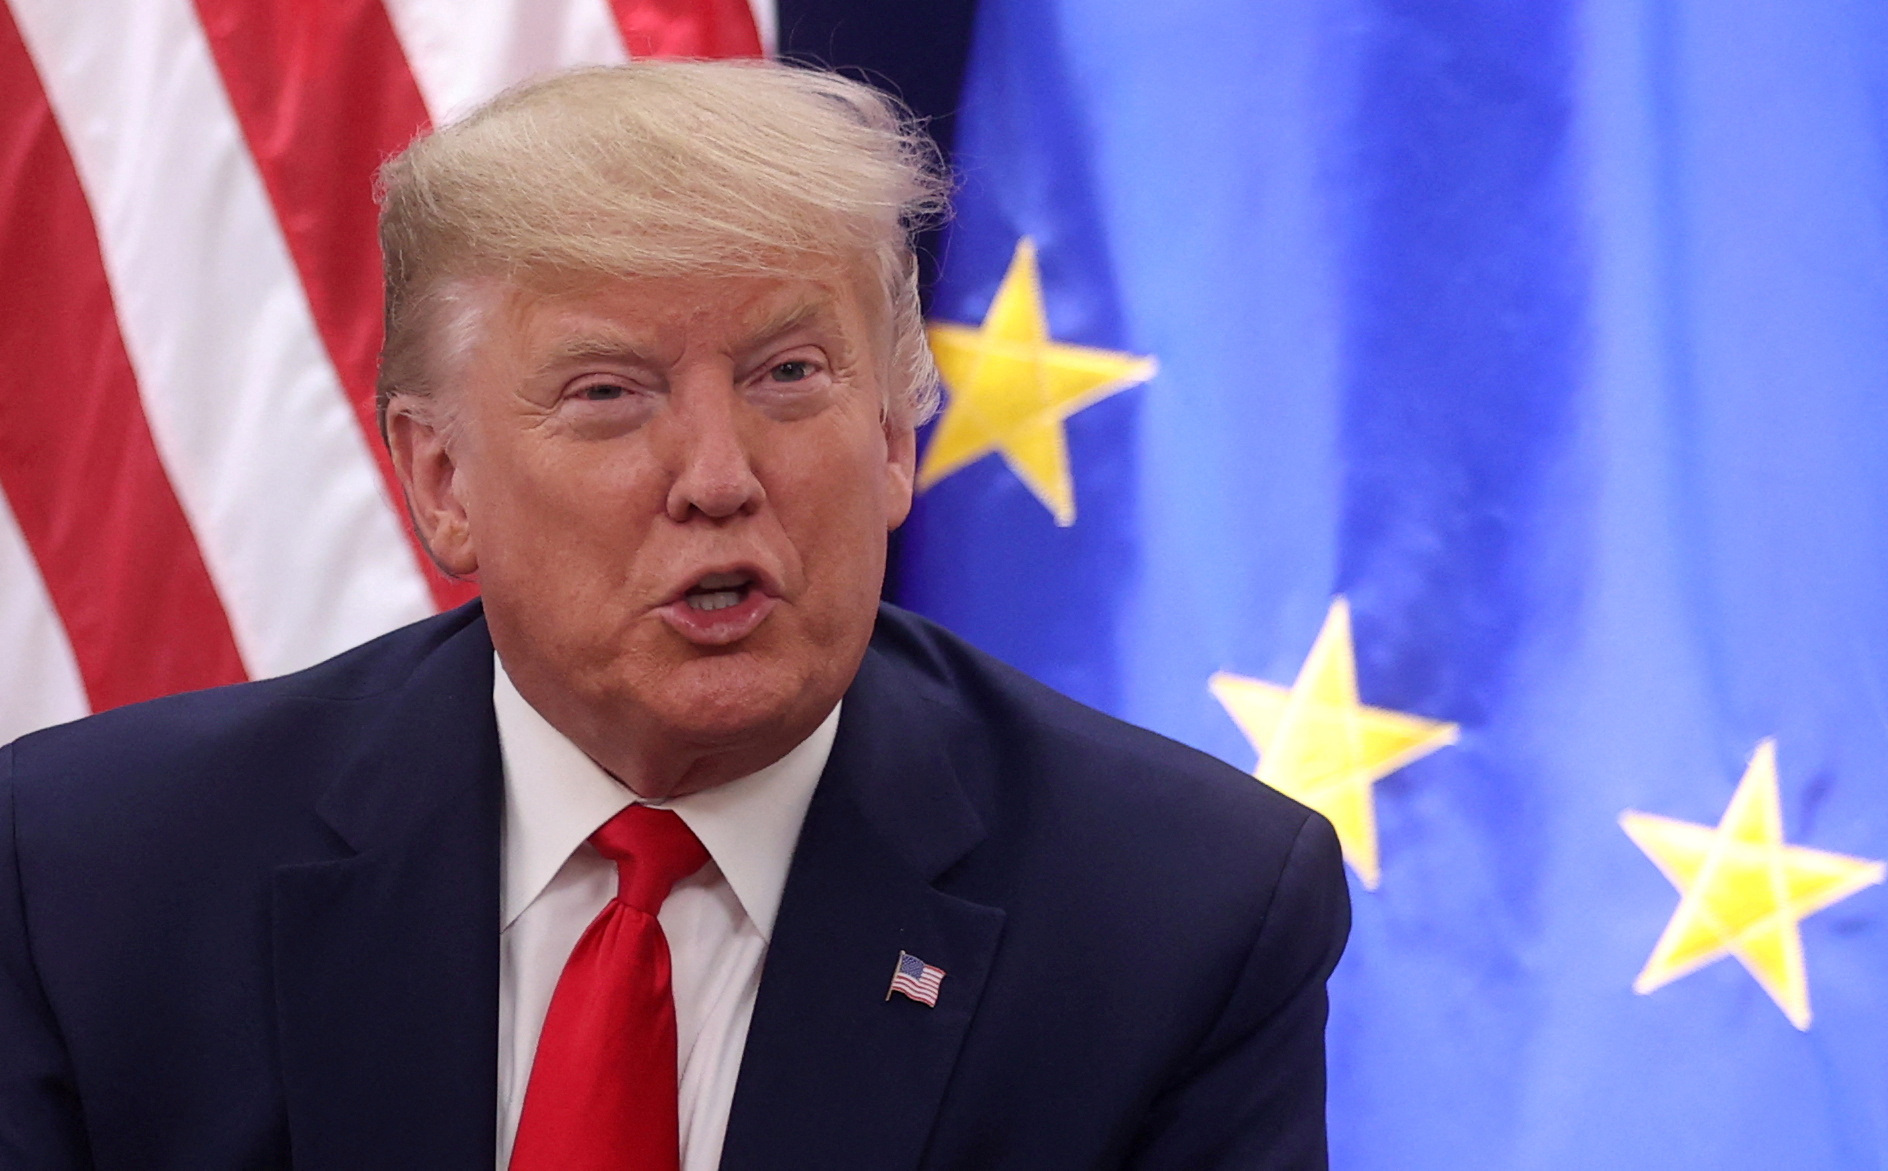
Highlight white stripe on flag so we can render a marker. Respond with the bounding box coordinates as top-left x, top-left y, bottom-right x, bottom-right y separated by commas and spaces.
383, 0, 628, 125
0, 491, 88, 742
11, 0, 433, 679
747, 0, 778, 55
